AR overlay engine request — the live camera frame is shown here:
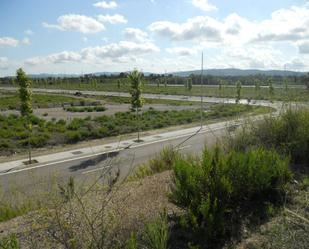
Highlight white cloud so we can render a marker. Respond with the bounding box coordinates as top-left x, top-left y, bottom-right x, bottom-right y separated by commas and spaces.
149, 16, 222, 42
82, 41, 160, 62
22, 37, 30, 45
97, 14, 127, 24
43, 14, 105, 34
298, 41, 309, 53
149, 3, 309, 51
252, 4, 309, 43
192, 0, 217, 12
24, 29, 34, 36
166, 47, 198, 56
0, 57, 9, 70
123, 28, 149, 42
25, 51, 82, 65
25, 41, 159, 67
0, 37, 19, 47
93, 1, 117, 9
